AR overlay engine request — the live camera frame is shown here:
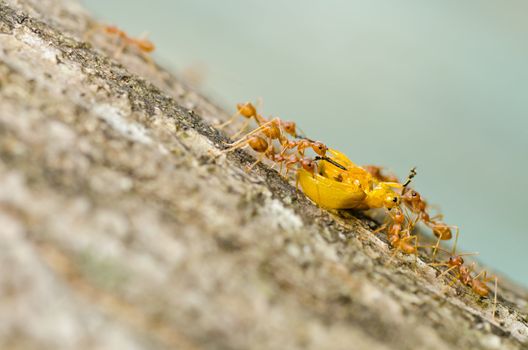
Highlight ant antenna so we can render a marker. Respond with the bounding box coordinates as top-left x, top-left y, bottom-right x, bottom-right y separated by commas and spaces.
296, 125, 308, 139
402, 167, 417, 190
314, 156, 347, 171
296, 135, 315, 142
